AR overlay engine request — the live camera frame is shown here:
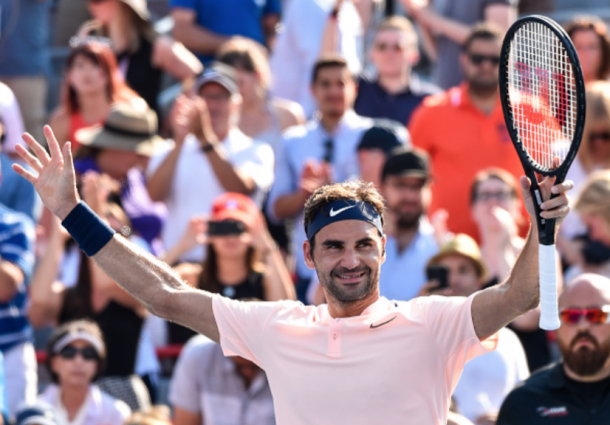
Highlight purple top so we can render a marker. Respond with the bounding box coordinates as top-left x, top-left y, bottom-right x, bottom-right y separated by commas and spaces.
74, 157, 167, 255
